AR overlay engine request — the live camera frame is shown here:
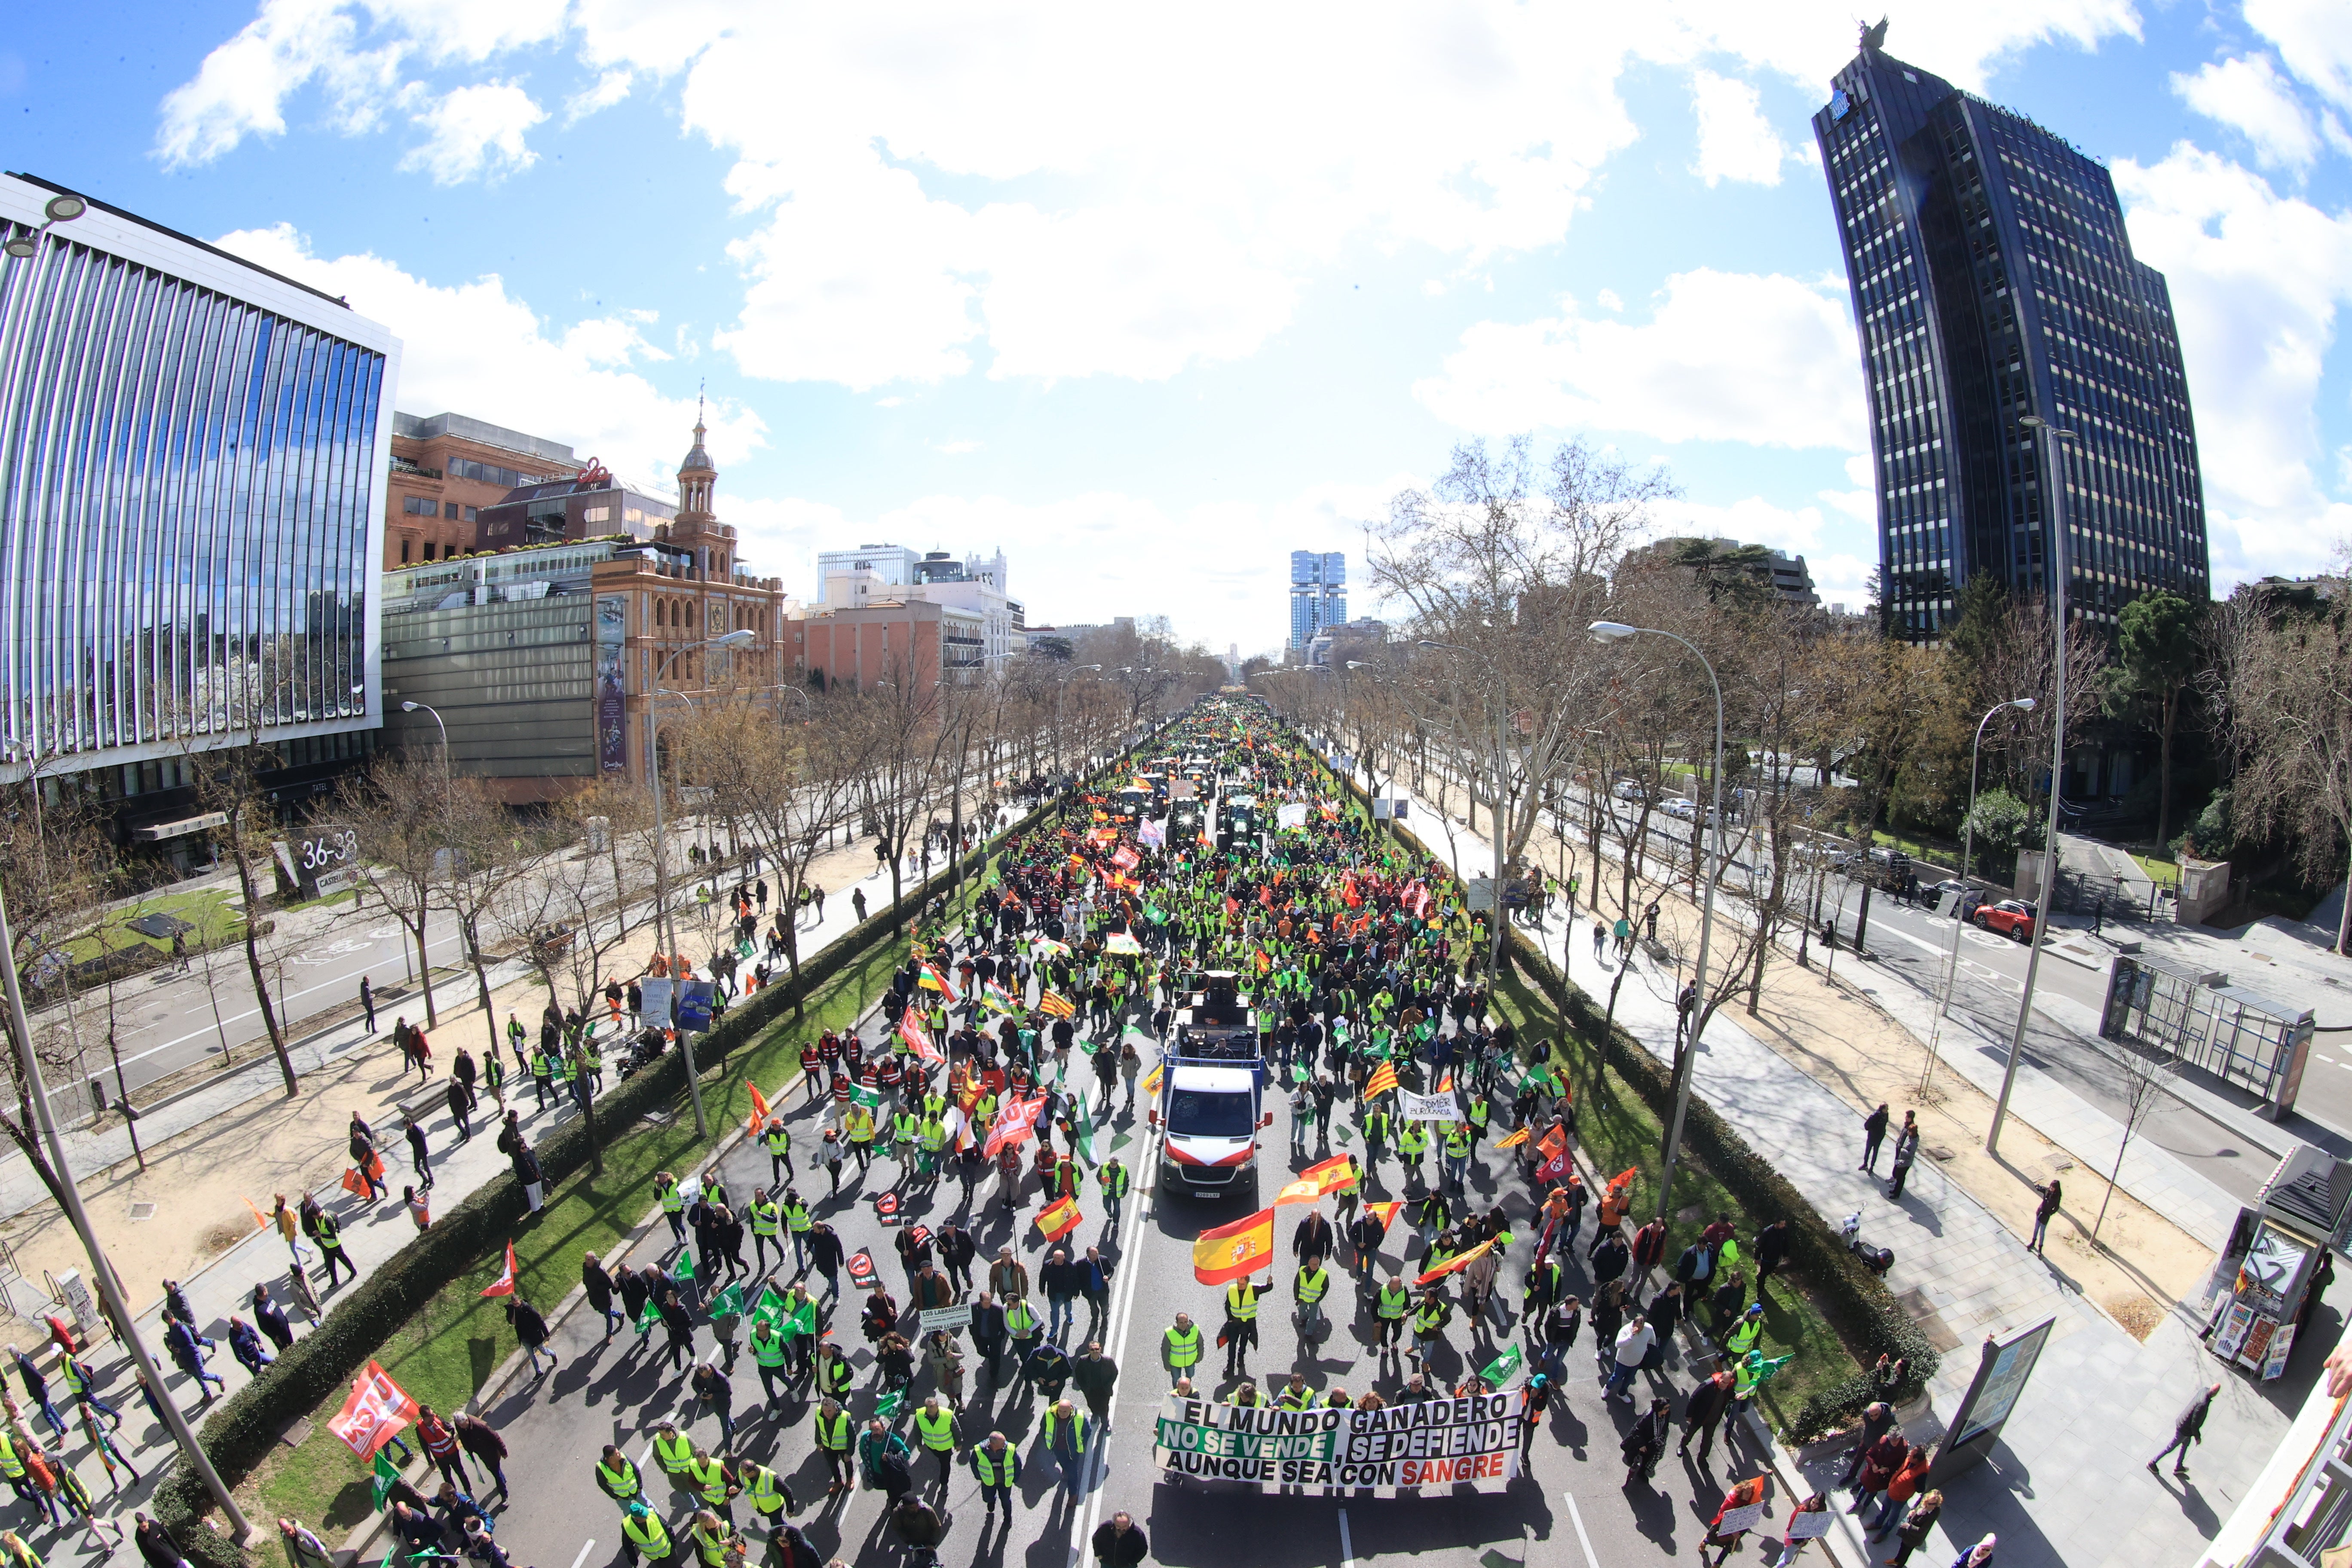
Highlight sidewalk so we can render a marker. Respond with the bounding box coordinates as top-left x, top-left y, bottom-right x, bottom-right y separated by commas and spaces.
0, 832, 947, 1568
1345, 748, 2308, 1568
